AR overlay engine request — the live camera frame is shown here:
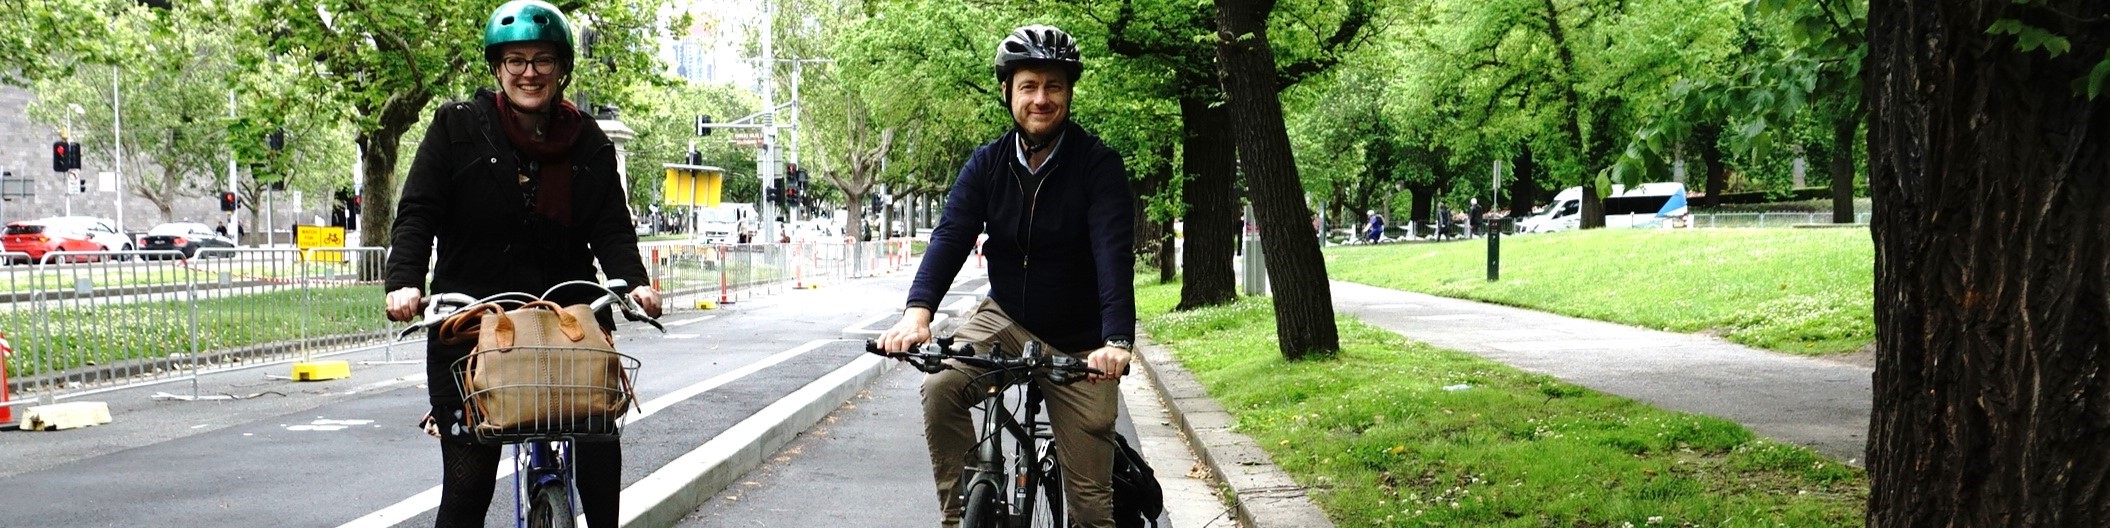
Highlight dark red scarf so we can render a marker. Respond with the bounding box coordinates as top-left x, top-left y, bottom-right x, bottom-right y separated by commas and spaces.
495, 93, 584, 224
